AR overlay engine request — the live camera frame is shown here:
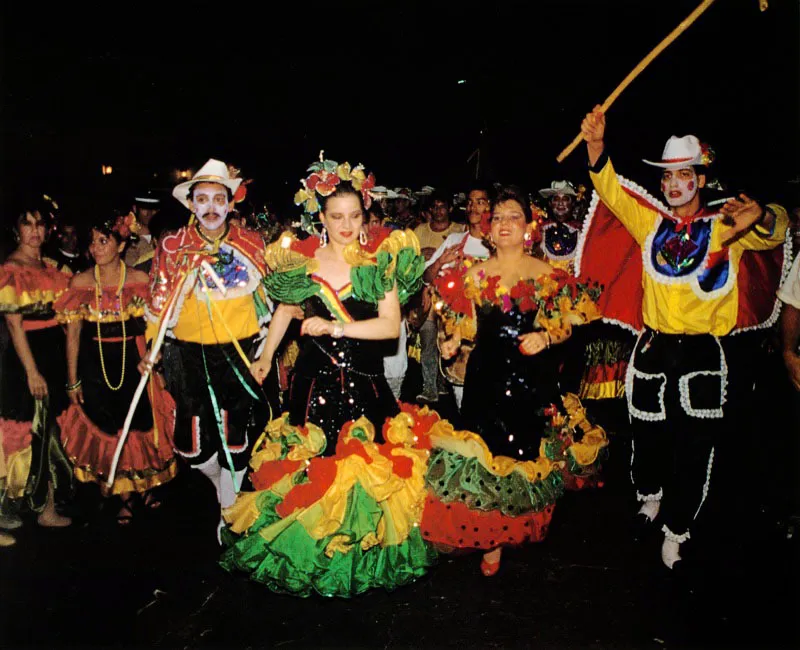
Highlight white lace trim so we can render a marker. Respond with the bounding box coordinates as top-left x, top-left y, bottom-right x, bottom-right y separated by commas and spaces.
625, 332, 668, 421
689, 253, 736, 302
602, 316, 642, 336
641, 214, 721, 287
636, 489, 663, 503
731, 232, 795, 335
573, 188, 601, 277
176, 415, 203, 458
694, 447, 715, 520
662, 525, 691, 544
678, 336, 727, 419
